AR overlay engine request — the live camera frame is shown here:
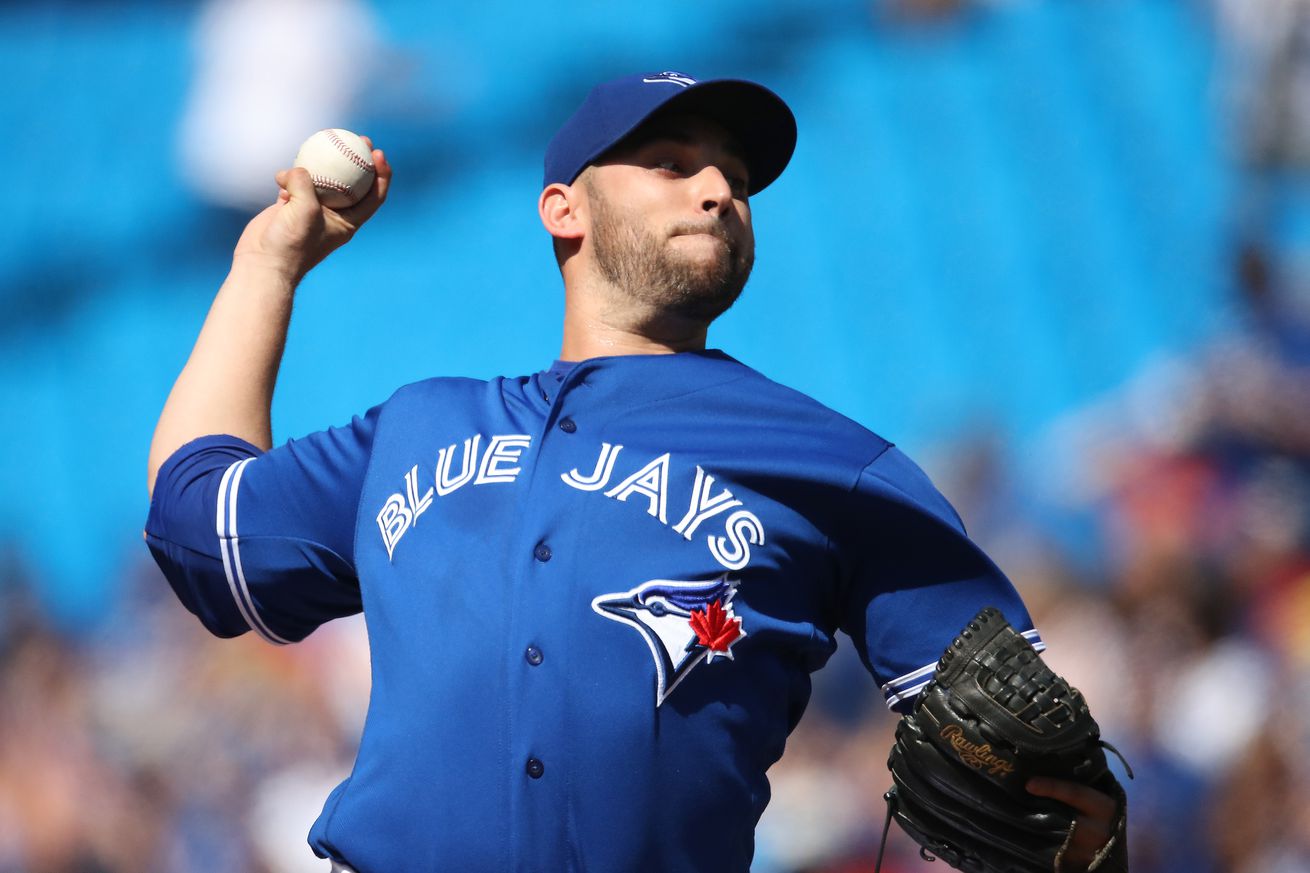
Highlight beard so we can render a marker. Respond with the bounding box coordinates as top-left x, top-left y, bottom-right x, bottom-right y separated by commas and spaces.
585, 179, 755, 323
